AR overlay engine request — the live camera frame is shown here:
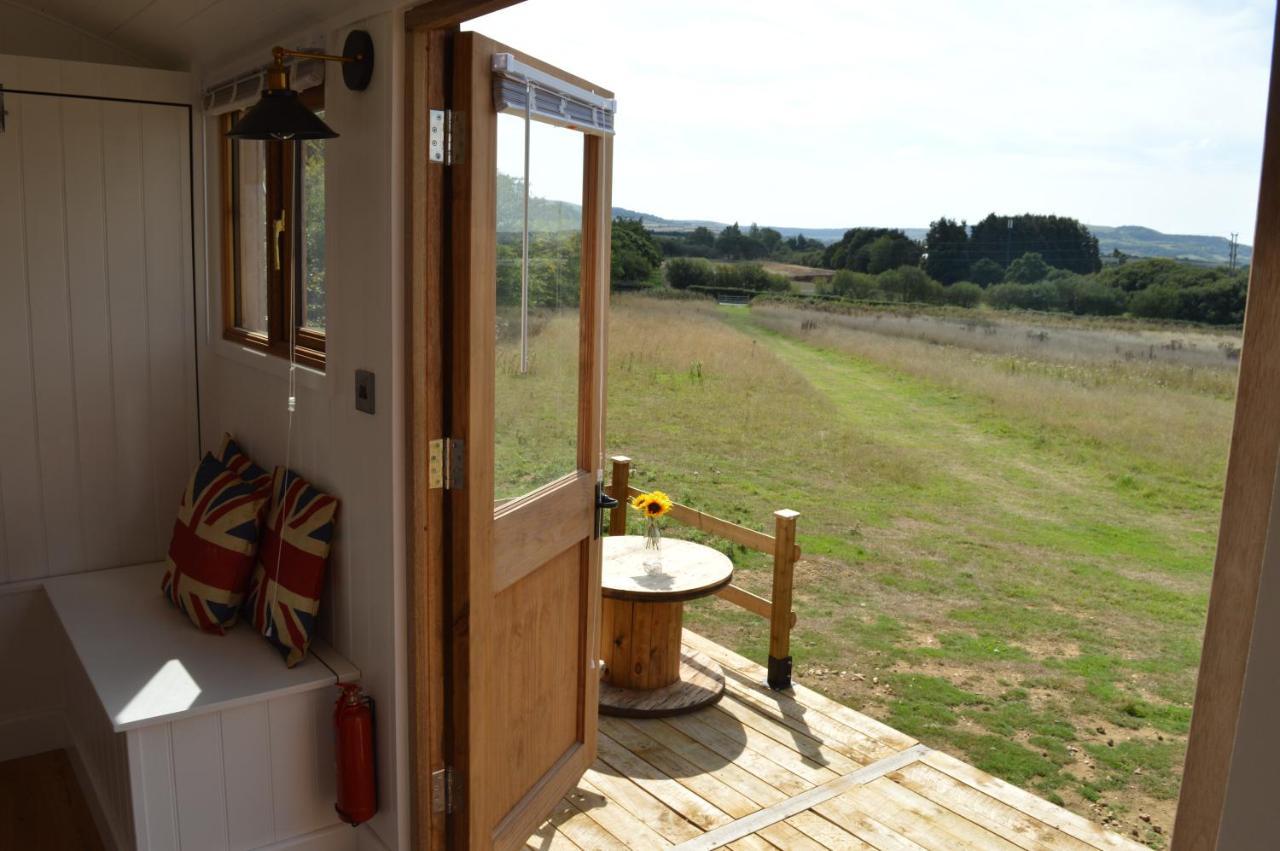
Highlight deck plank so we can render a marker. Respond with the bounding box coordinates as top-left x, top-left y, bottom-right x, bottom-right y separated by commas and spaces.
693, 705, 842, 785
784, 811, 877, 850
754, 819, 829, 851
682, 629, 917, 751
713, 692, 864, 774
718, 666, 894, 762
600, 719, 760, 818
545, 797, 631, 851
570, 775, 676, 849
843, 778, 1025, 851
582, 764, 704, 844
614, 717, 790, 807
530, 636, 1151, 851
919, 751, 1148, 851
662, 713, 814, 797
891, 763, 1095, 851
597, 733, 733, 831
